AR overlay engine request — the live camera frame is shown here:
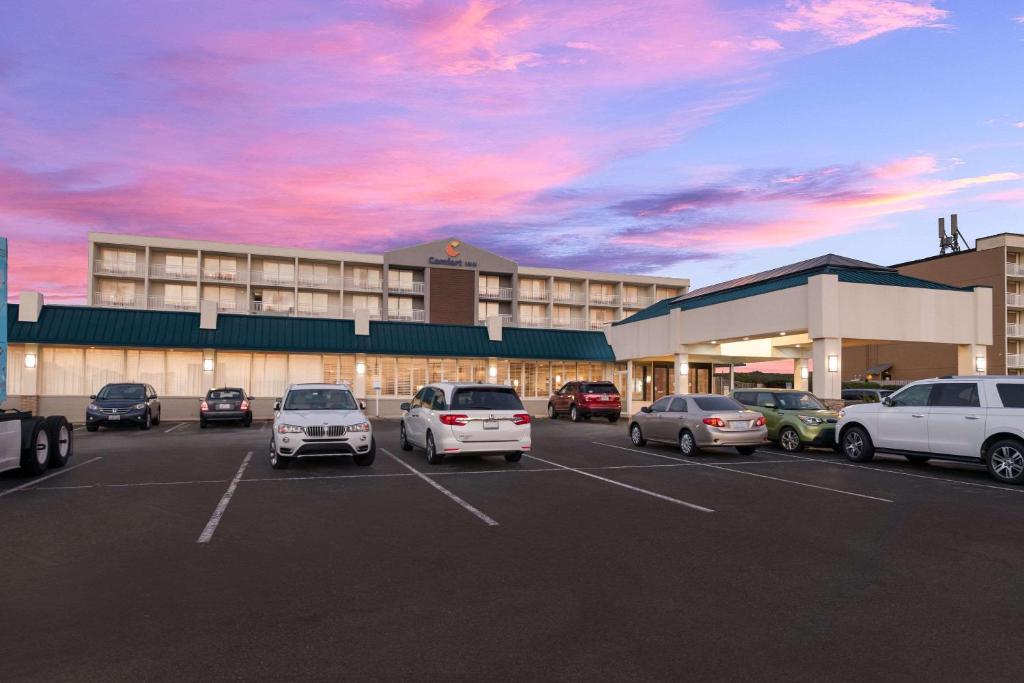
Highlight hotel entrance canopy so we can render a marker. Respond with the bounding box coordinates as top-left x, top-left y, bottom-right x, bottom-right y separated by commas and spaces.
605, 255, 992, 406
